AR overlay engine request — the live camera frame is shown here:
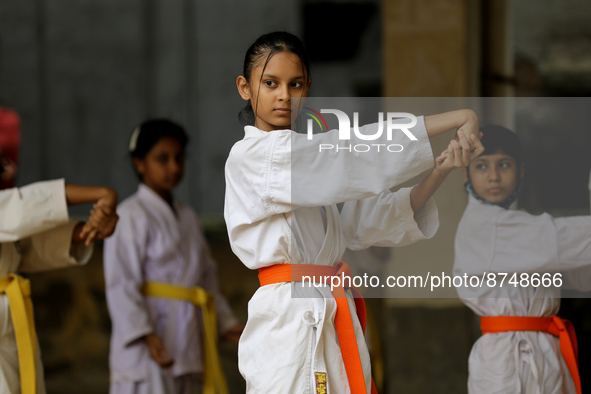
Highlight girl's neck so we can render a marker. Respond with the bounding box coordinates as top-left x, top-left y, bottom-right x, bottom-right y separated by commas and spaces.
144, 183, 174, 208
